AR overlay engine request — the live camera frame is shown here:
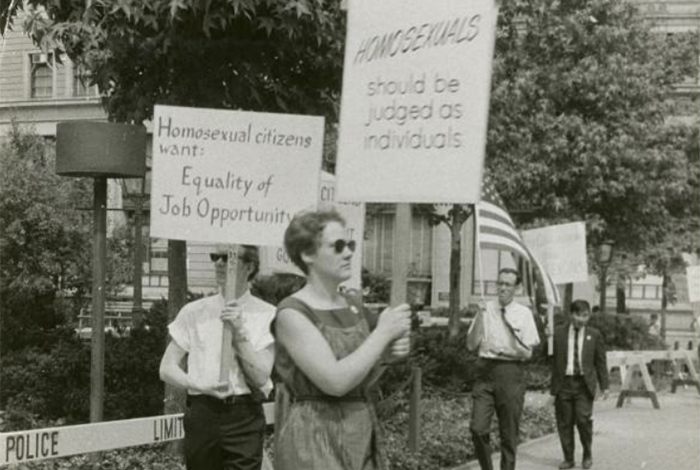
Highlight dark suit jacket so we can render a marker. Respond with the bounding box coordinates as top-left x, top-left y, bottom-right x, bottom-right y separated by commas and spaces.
550, 324, 609, 398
